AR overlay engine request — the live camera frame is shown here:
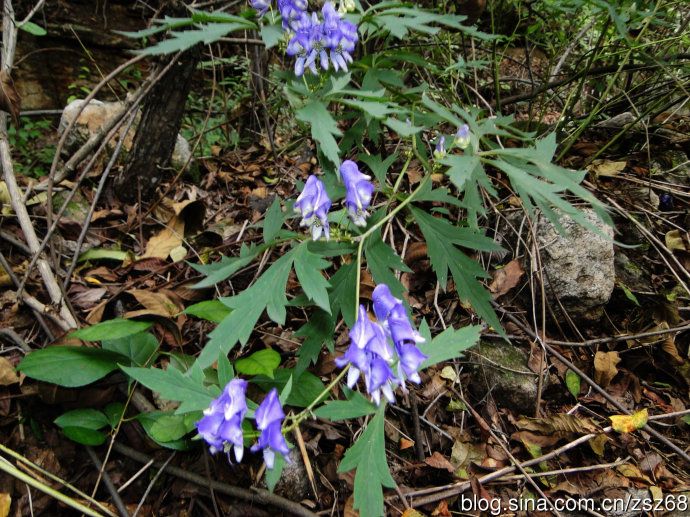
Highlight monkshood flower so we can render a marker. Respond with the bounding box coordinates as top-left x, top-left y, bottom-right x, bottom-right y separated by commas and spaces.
286, 12, 323, 76
433, 136, 446, 159
336, 305, 397, 405
340, 160, 374, 227
338, 0, 356, 14
294, 174, 331, 240
455, 124, 471, 149
196, 379, 248, 461
250, 0, 272, 16
277, 0, 308, 29
251, 388, 290, 469
321, 2, 357, 72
